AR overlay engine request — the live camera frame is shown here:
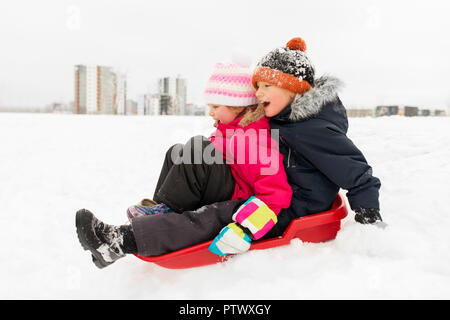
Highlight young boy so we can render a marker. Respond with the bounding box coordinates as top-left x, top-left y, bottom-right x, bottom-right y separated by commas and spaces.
250, 37, 383, 238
